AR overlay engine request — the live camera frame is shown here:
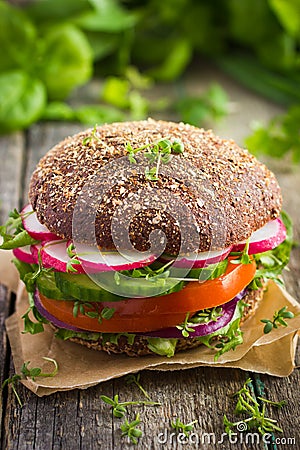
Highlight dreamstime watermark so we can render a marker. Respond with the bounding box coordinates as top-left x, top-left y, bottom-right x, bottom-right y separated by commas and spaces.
156, 425, 297, 446
71, 149, 229, 297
